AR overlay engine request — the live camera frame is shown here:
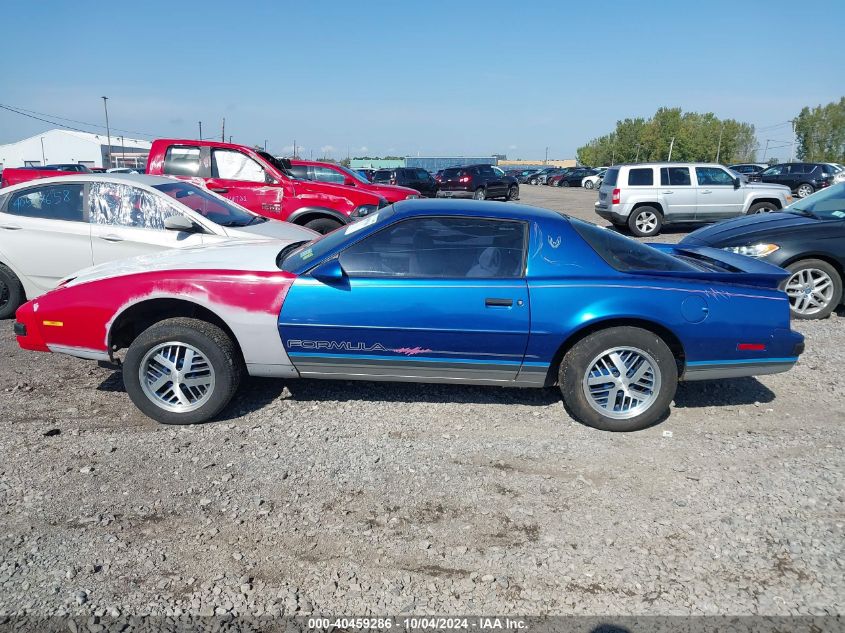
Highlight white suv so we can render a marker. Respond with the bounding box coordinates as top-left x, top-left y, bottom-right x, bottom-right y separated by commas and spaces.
595, 163, 794, 237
